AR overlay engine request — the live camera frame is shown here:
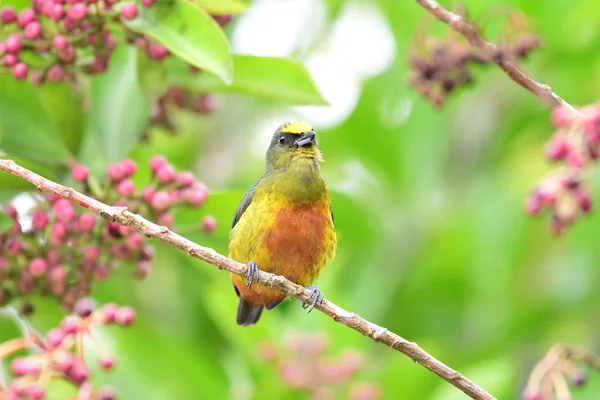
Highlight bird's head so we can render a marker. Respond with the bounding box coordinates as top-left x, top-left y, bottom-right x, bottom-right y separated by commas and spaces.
266, 121, 322, 171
